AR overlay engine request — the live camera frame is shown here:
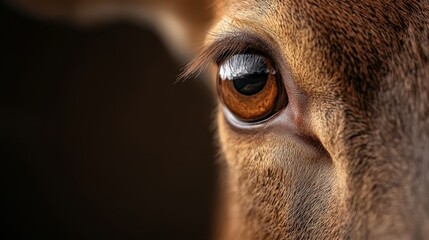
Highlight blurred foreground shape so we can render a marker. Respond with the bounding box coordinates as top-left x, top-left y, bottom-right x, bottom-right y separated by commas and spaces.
0, 3, 216, 240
